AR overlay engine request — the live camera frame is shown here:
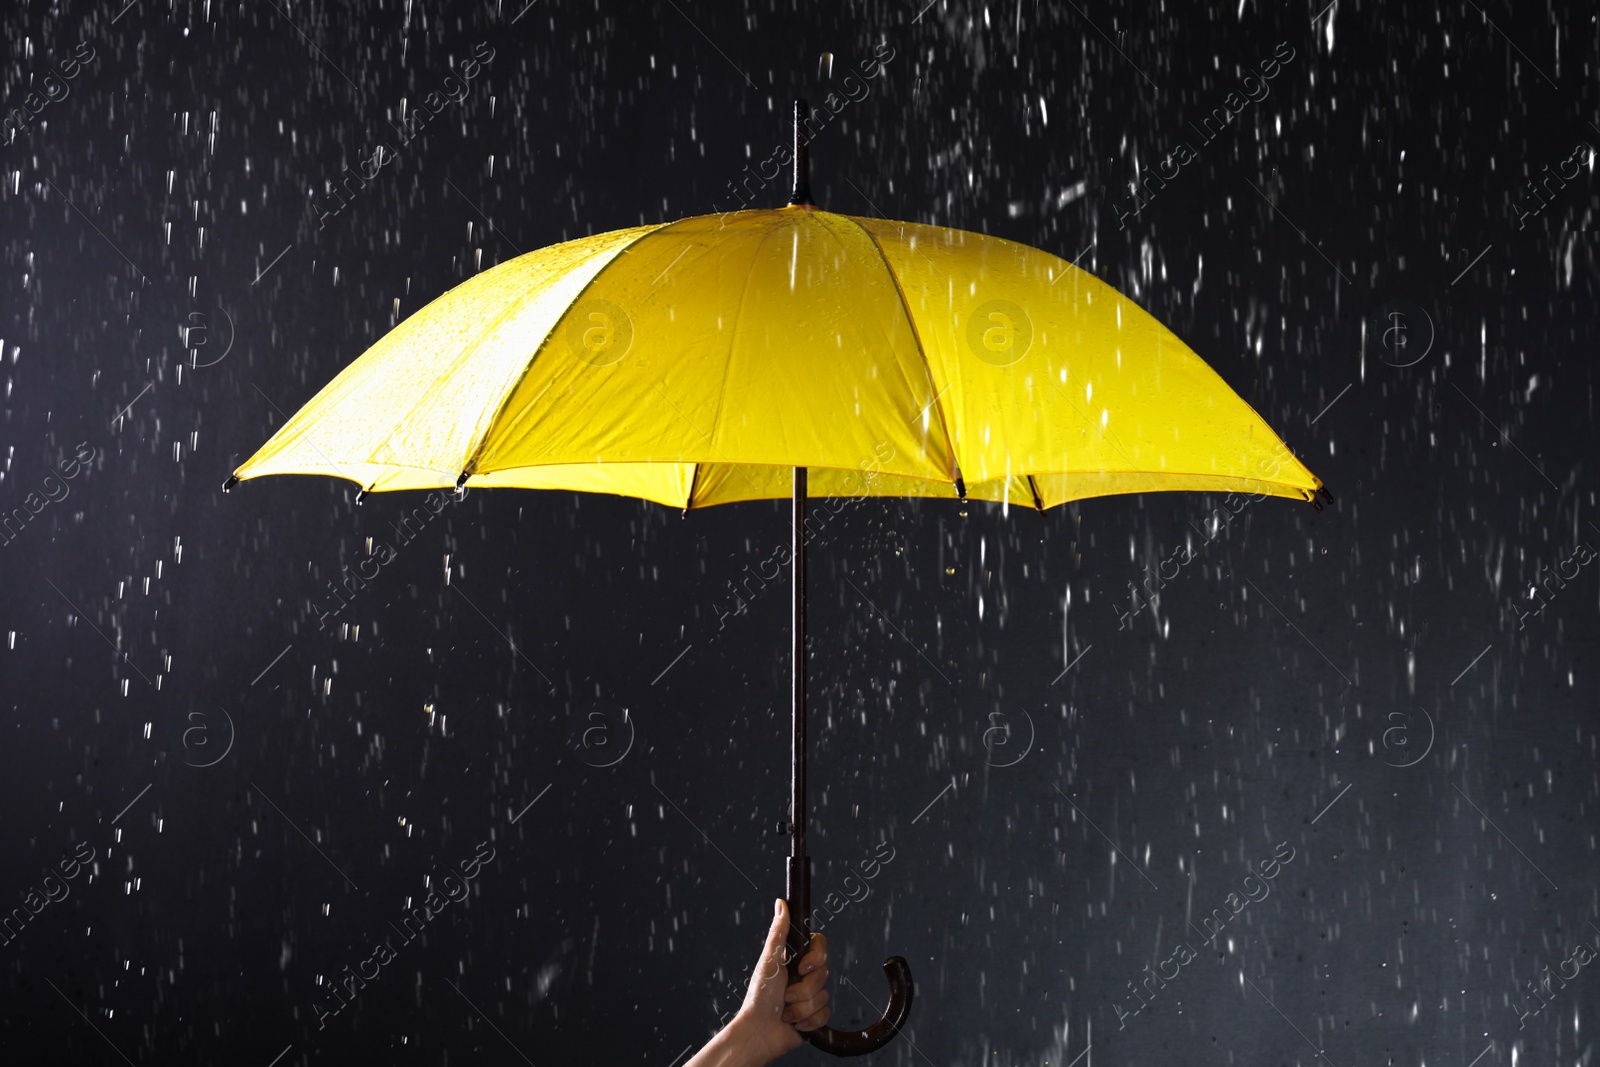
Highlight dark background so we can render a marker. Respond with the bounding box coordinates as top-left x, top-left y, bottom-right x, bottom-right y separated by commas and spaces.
1, 0, 1597, 1063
